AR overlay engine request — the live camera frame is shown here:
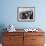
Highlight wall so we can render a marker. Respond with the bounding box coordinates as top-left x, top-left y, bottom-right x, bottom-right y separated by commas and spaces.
0, 0, 46, 43
0, 0, 46, 29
